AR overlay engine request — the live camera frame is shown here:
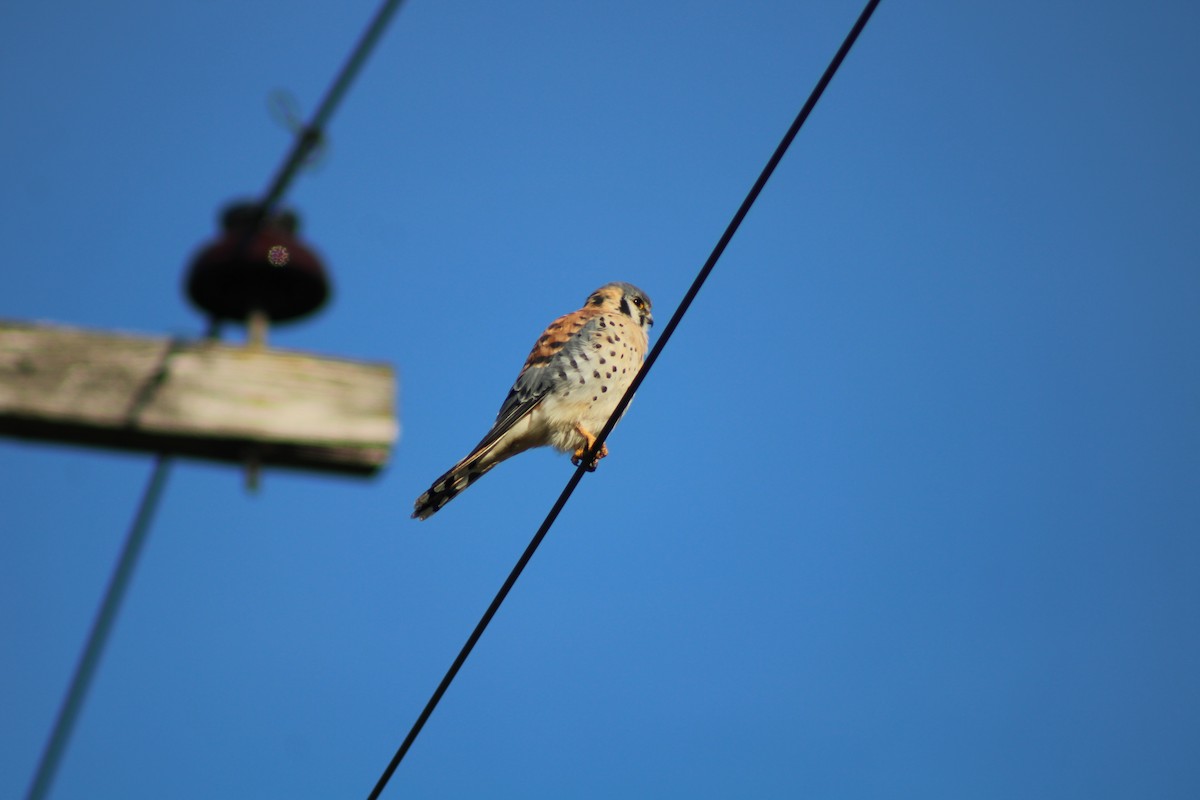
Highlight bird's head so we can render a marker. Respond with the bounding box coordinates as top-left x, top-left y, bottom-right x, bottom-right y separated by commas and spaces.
587, 282, 653, 330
